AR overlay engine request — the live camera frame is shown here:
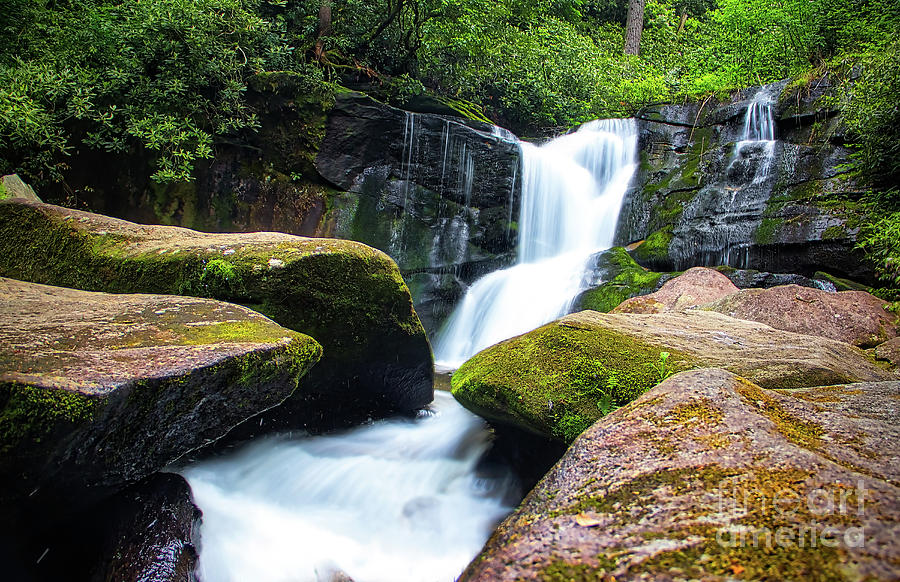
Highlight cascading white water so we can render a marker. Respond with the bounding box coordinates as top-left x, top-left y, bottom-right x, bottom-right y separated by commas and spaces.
182, 392, 518, 582
434, 119, 638, 368
741, 90, 775, 142
730, 88, 777, 183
